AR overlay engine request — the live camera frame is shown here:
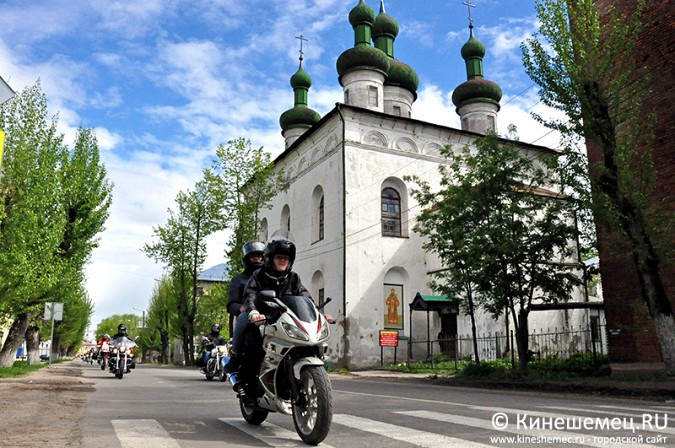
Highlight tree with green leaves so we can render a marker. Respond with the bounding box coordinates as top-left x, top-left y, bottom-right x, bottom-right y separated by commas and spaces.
194, 282, 229, 339
408, 135, 582, 369
144, 275, 176, 364
0, 84, 112, 366
0, 82, 68, 367
44, 276, 93, 359
521, 0, 674, 370
96, 314, 141, 340
203, 138, 283, 275
143, 181, 219, 366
